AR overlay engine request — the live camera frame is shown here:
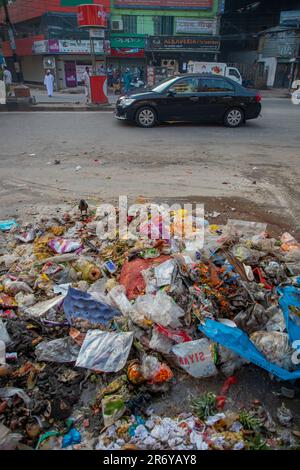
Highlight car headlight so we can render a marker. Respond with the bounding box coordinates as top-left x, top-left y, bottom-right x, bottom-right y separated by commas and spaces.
120, 98, 135, 107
